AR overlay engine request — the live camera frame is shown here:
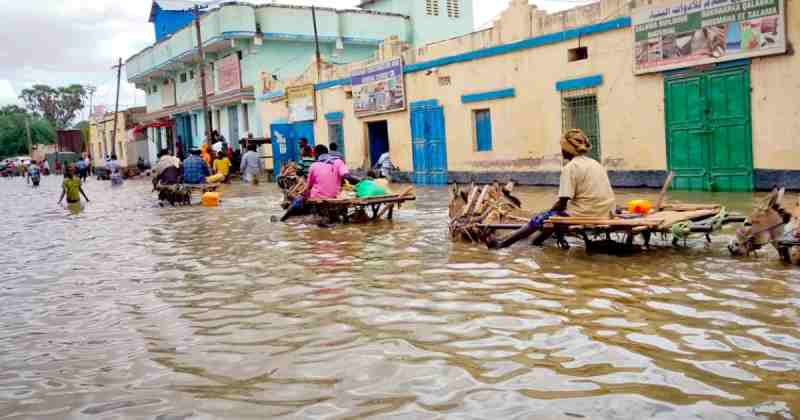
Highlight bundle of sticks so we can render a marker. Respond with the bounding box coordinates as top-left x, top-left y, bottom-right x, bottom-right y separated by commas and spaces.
449, 182, 530, 242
